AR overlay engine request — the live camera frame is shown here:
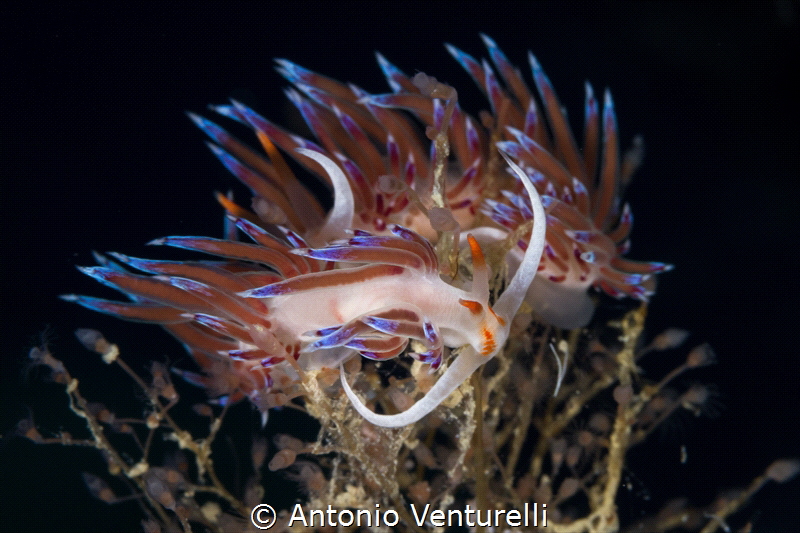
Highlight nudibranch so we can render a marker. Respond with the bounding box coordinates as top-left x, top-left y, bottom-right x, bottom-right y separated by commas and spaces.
64, 149, 543, 426
65, 35, 671, 427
